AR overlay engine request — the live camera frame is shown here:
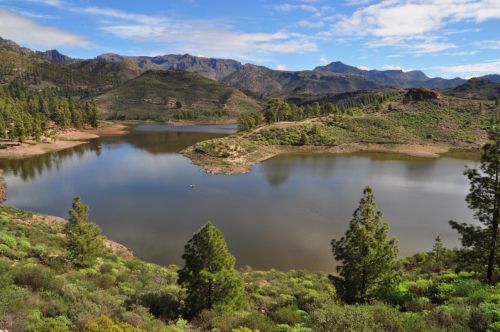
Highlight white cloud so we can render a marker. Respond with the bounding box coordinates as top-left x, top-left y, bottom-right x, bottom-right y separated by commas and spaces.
0, 8, 90, 48
382, 64, 413, 72
276, 64, 288, 70
298, 19, 325, 28
431, 59, 500, 78
358, 65, 370, 70
274, 4, 318, 12
447, 50, 479, 56
15, 2, 319, 61
333, 0, 500, 53
319, 56, 329, 64
84, 6, 318, 61
477, 40, 500, 50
